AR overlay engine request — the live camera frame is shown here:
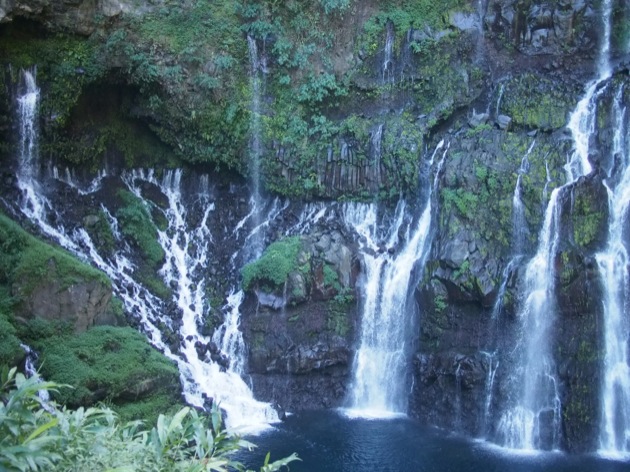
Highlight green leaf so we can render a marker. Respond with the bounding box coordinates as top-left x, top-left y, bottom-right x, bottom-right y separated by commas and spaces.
24, 417, 59, 443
